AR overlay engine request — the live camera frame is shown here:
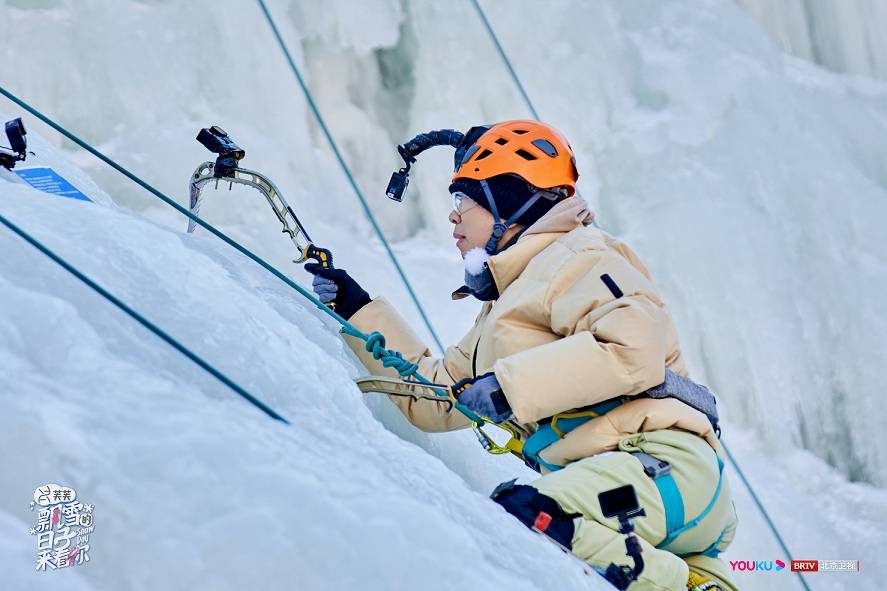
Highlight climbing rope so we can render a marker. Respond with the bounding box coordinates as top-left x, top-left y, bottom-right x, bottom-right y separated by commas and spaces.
470, 0, 540, 120
0, 86, 482, 427
0, 211, 289, 424
469, 6, 809, 584
255, 0, 444, 355
721, 439, 811, 591
3, 14, 809, 573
